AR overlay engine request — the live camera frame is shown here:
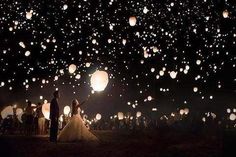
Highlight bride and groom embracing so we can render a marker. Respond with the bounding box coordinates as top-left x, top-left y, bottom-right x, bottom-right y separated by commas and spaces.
49, 91, 98, 143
